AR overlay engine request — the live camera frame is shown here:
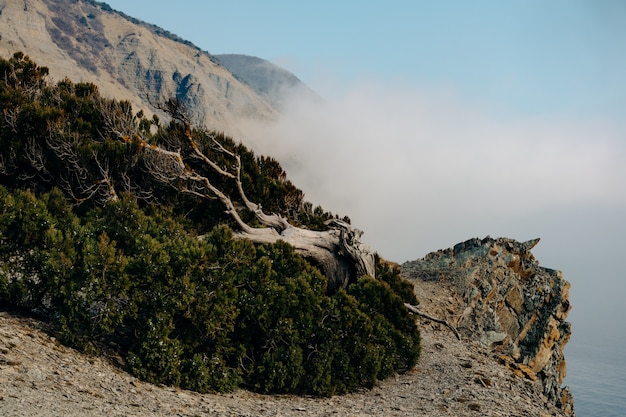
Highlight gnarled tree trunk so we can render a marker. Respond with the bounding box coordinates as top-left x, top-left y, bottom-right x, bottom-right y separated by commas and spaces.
112, 101, 375, 290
